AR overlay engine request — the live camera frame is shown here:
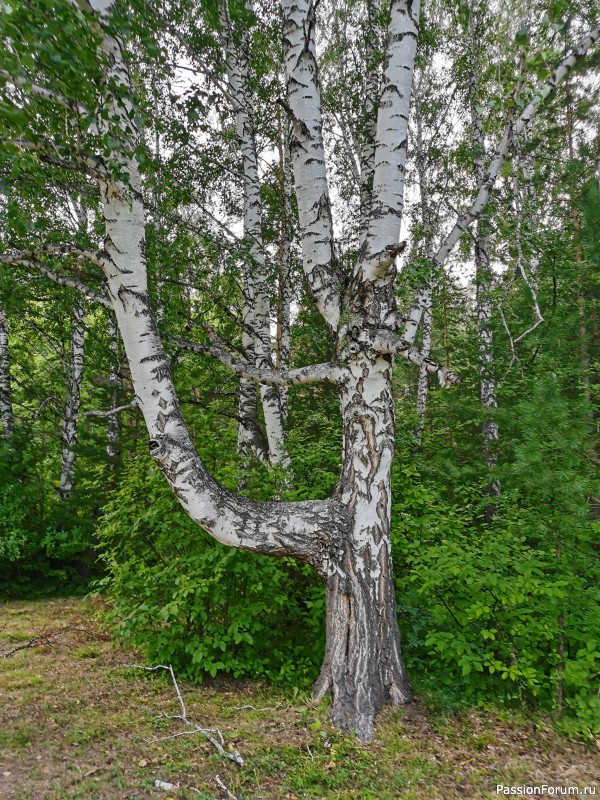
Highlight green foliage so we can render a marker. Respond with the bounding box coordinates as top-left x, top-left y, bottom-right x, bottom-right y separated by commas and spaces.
392, 352, 600, 738
0, 435, 95, 596
95, 454, 326, 686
